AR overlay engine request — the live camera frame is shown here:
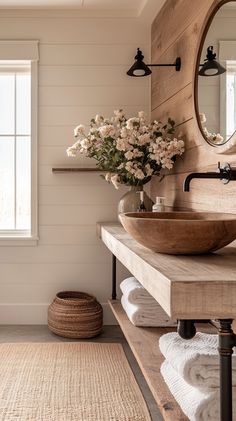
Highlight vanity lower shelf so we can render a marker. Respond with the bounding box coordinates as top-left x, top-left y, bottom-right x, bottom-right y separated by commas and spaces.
108, 299, 187, 421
